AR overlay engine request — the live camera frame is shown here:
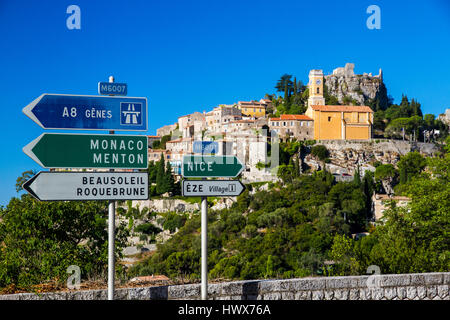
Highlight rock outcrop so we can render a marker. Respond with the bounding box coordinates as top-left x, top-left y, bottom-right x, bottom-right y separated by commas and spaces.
304, 140, 439, 176
324, 63, 387, 108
